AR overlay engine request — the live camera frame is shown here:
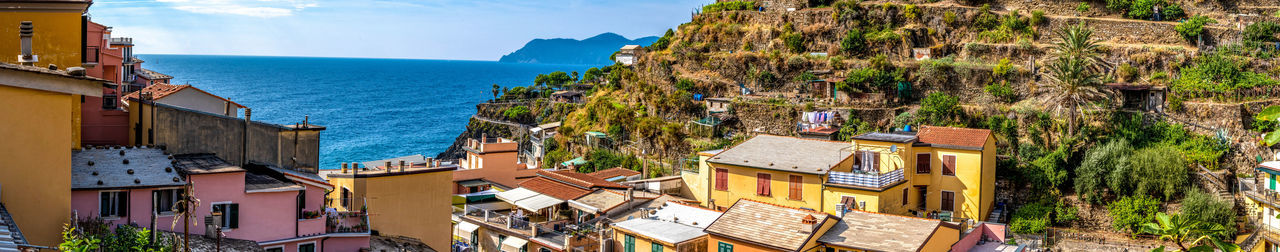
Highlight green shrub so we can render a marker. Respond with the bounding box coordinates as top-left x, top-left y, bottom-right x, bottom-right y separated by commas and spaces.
703, 1, 757, 12
1030, 10, 1046, 26
1112, 145, 1188, 200
1128, 0, 1161, 19
503, 106, 533, 123
866, 27, 902, 43
918, 92, 960, 125
650, 29, 675, 50
984, 81, 1016, 102
1116, 63, 1139, 82
993, 58, 1014, 77
782, 32, 806, 53
1076, 139, 1133, 204
1244, 21, 1280, 44
1108, 195, 1161, 234
1173, 51, 1278, 100
1181, 189, 1236, 236
1076, 3, 1091, 14
1055, 202, 1079, 223
1164, 3, 1184, 20
675, 78, 695, 91
1010, 201, 1053, 234
903, 4, 921, 20
840, 28, 867, 55
943, 11, 957, 26
1106, 0, 1131, 12
1175, 15, 1216, 41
